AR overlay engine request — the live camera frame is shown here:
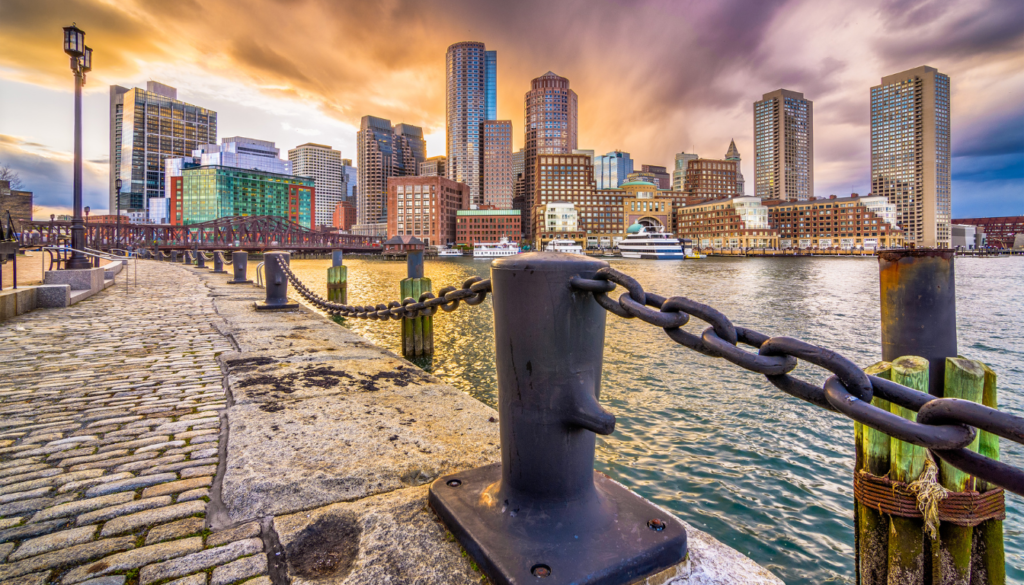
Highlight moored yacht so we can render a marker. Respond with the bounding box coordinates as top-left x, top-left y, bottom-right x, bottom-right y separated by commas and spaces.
436, 245, 463, 257
473, 237, 520, 258
616, 224, 686, 259
543, 238, 584, 255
